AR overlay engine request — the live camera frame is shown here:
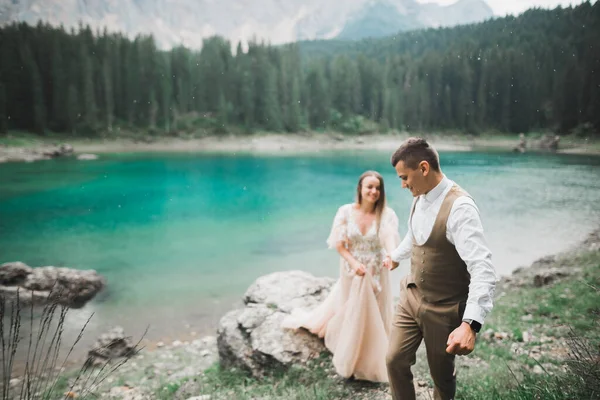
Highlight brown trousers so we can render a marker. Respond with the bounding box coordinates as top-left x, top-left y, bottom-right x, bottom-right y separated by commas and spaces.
386, 284, 465, 400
